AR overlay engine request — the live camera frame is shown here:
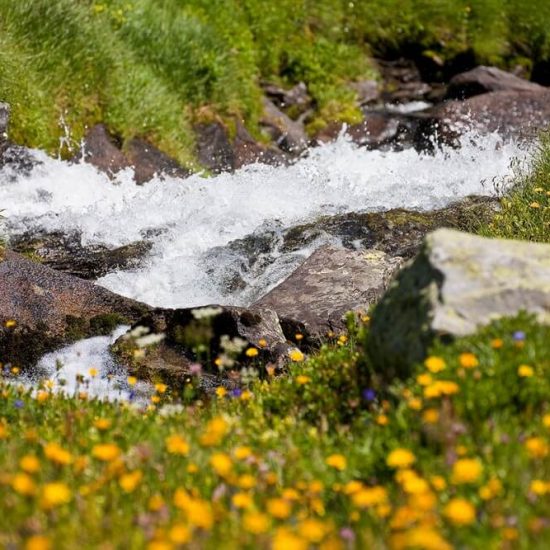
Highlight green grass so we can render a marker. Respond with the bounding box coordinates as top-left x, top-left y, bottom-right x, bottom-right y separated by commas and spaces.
3, 1, 550, 164
475, 134, 550, 242
0, 314, 549, 548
